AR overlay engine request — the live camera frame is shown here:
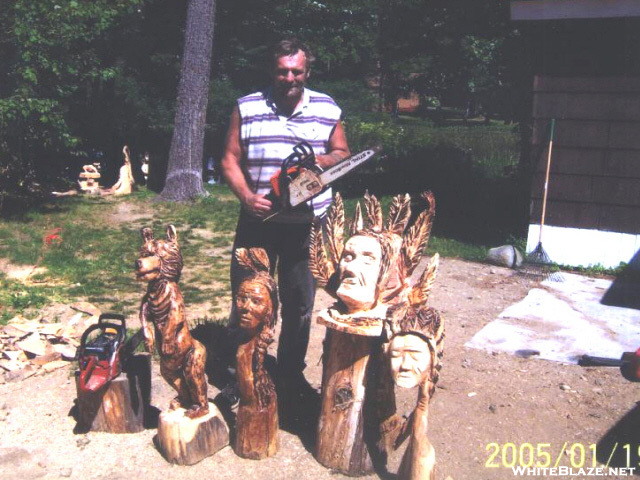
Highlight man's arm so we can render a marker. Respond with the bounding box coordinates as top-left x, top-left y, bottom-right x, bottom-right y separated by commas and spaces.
314, 121, 350, 169
221, 106, 273, 218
